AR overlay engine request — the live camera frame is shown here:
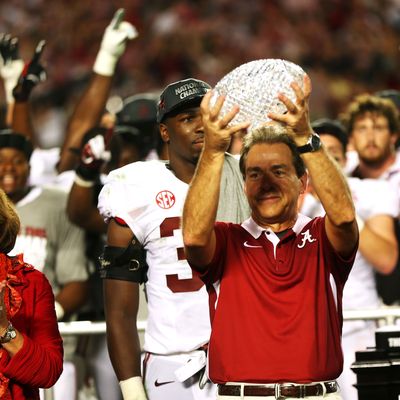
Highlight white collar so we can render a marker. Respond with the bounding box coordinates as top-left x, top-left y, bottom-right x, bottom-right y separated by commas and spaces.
241, 214, 312, 239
